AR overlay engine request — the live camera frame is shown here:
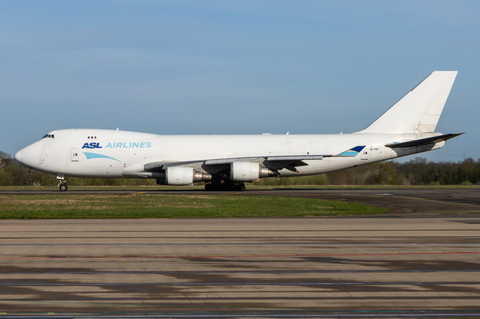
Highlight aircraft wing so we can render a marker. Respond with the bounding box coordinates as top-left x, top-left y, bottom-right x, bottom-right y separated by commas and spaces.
144, 154, 329, 173
206, 155, 326, 164
385, 133, 464, 148
143, 145, 374, 174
